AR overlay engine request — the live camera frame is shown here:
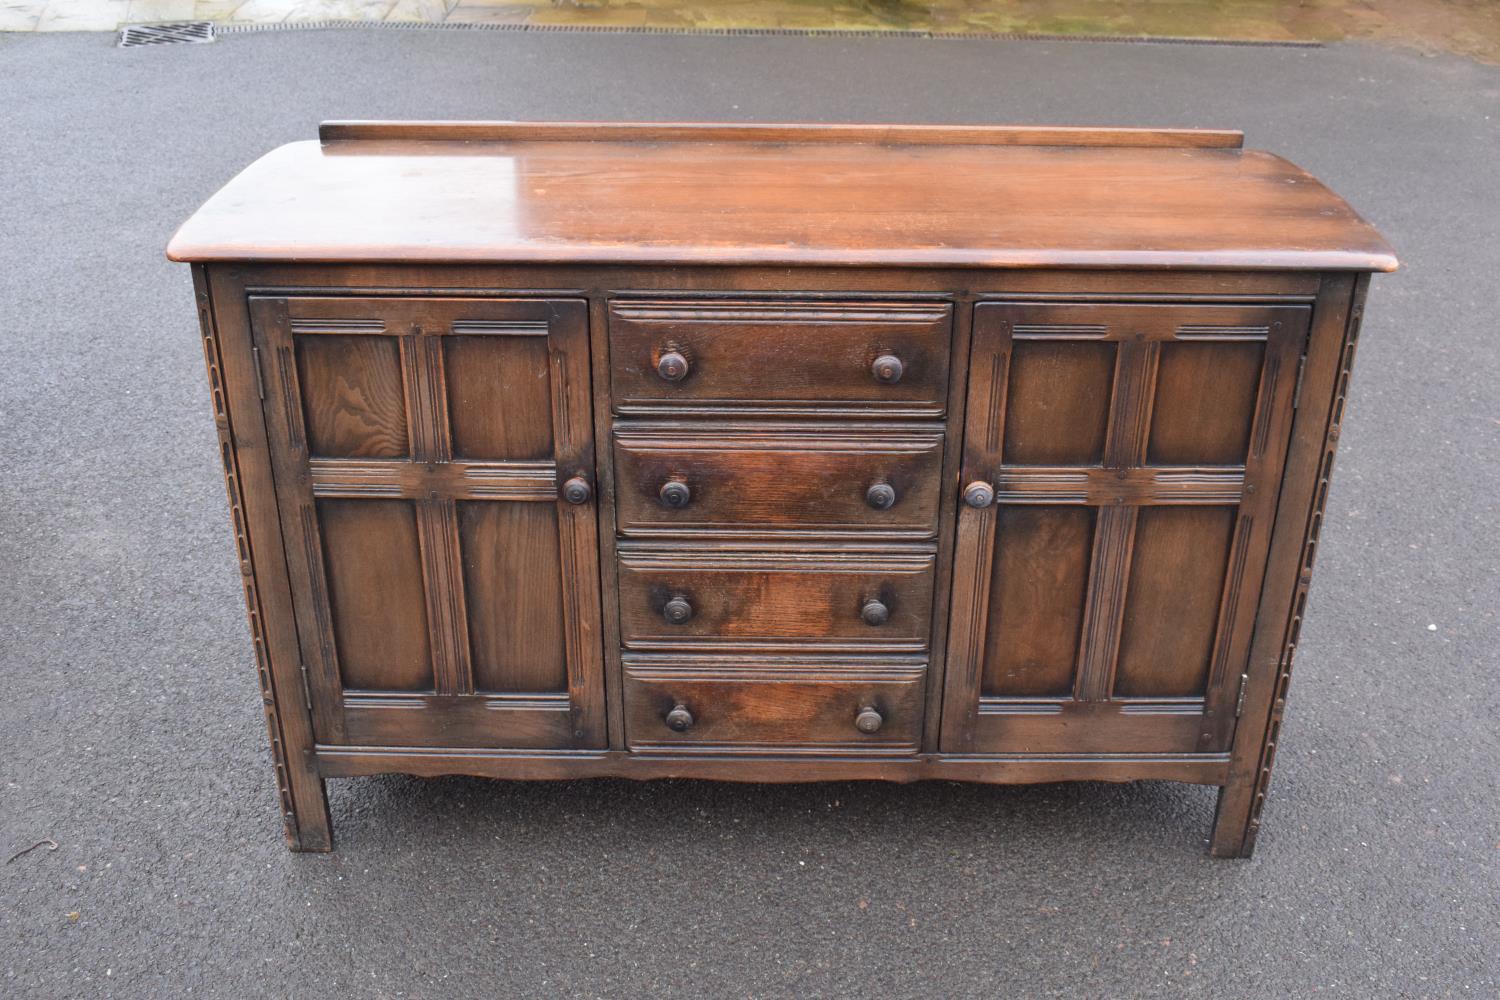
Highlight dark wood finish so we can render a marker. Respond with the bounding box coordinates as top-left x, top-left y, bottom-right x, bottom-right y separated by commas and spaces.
943, 301, 1307, 756
1210, 273, 1371, 857
174, 122, 1393, 855
250, 295, 606, 748
318, 120, 1248, 147
616, 543, 936, 651
613, 423, 945, 538
609, 299, 952, 418
193, 266, 333, 852
168, 132, 1396, 272
622, 657, 926, 754
316, 746, 1233, 786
